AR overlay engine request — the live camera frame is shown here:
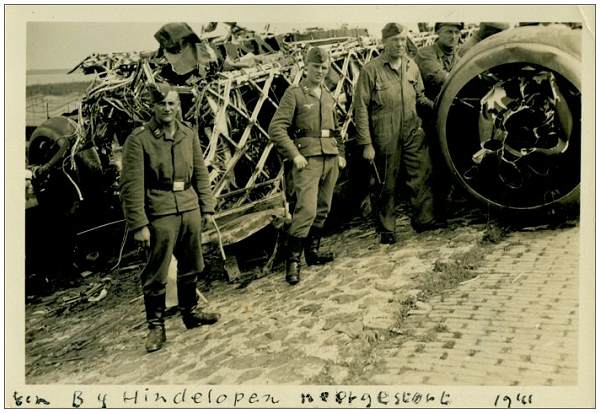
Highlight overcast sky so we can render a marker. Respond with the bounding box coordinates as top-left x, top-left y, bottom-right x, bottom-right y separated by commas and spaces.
22, 4, 583, 71
26, 21, 391, 71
